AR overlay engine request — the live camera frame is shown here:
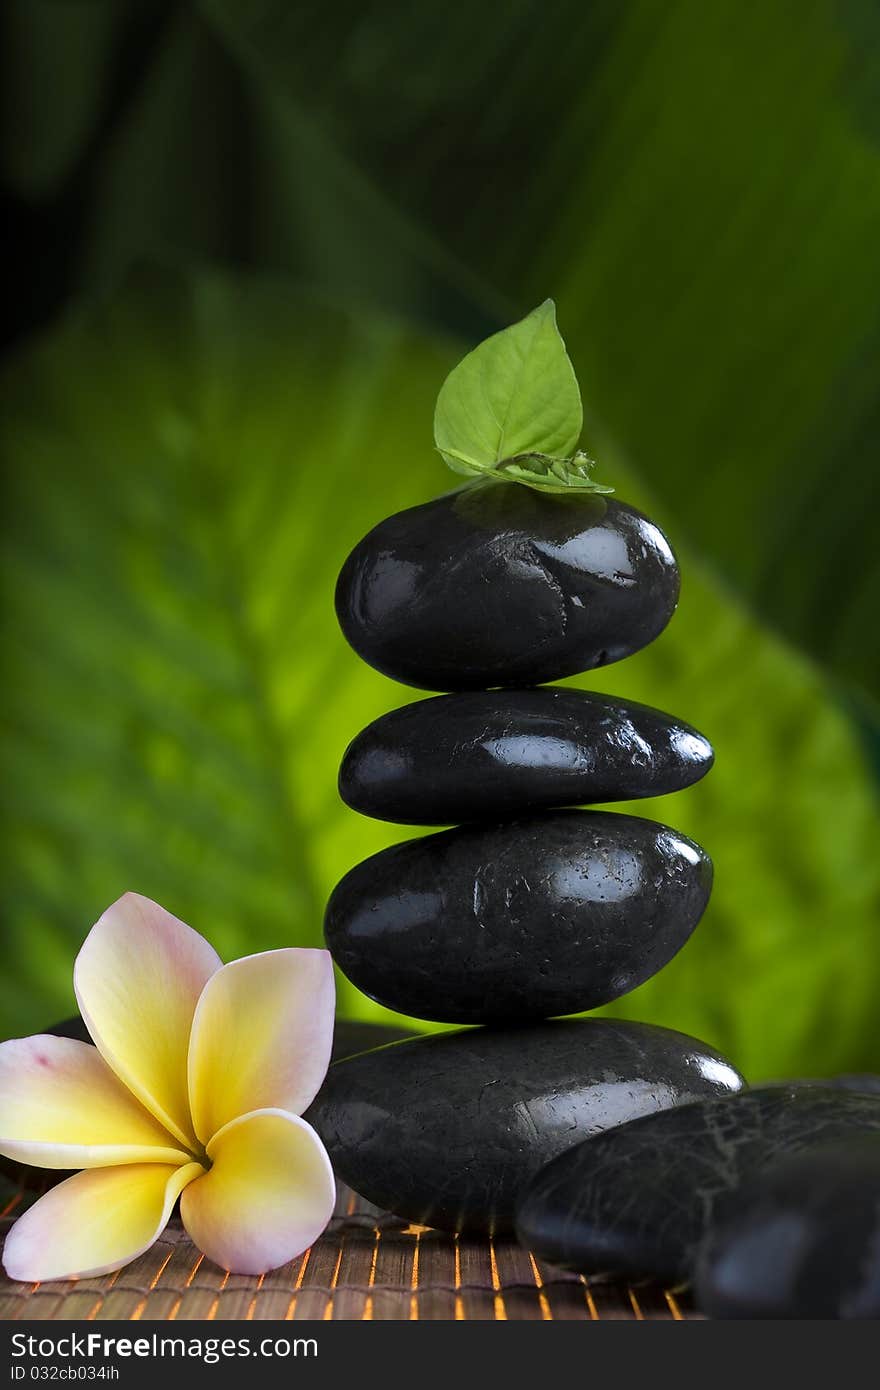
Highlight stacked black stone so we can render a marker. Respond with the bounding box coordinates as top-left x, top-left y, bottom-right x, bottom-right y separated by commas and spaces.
308, 480, 744, 1234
